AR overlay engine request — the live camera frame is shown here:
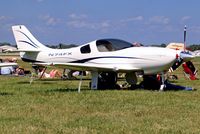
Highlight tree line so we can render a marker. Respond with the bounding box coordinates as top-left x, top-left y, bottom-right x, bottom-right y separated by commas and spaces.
1, 42, 200, 51
0, 42, 78, 49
